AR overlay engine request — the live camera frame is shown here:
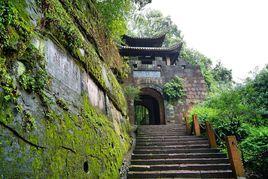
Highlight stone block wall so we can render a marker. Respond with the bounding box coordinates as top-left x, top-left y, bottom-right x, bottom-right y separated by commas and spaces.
0, 1, 131, 178
125, 58, 207, 124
